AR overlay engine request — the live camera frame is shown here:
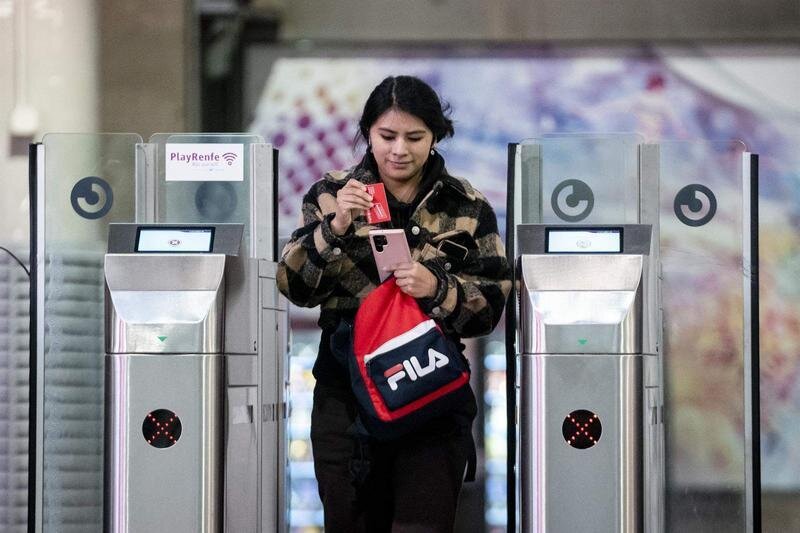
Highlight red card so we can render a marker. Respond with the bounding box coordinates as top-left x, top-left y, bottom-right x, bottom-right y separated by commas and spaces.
365, 183, 391, 224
